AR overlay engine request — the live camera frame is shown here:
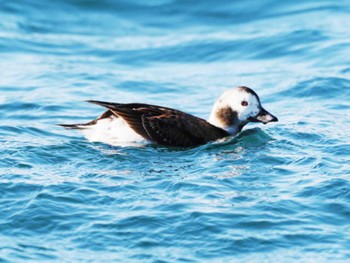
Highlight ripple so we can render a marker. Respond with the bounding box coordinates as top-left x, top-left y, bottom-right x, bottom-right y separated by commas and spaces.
296, 179, 350, 200
278, 77, 350, 101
